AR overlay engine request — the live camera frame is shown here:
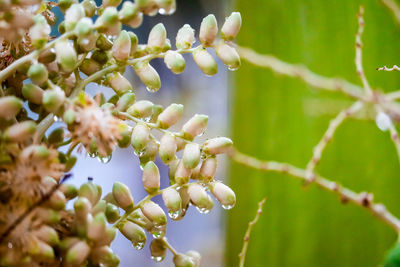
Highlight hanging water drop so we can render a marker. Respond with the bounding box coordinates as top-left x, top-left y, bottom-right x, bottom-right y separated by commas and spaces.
88, 151, 98, 158
168, 210, 181, 219
151, 256, 165, 262
98, 154, 112, 164
133, 241, 145, 250
146, 86, 157, 93
151, 230, 164, 239
222, 204, 234, 210
196, 206, 210, 214
228, 66, 239, 71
